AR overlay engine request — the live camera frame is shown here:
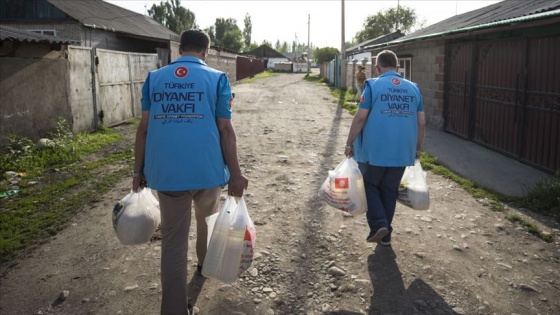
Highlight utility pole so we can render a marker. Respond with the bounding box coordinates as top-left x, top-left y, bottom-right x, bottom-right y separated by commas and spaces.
340, 0, 346, 88
307, 14, 311, 76
396, 0, 400, 30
